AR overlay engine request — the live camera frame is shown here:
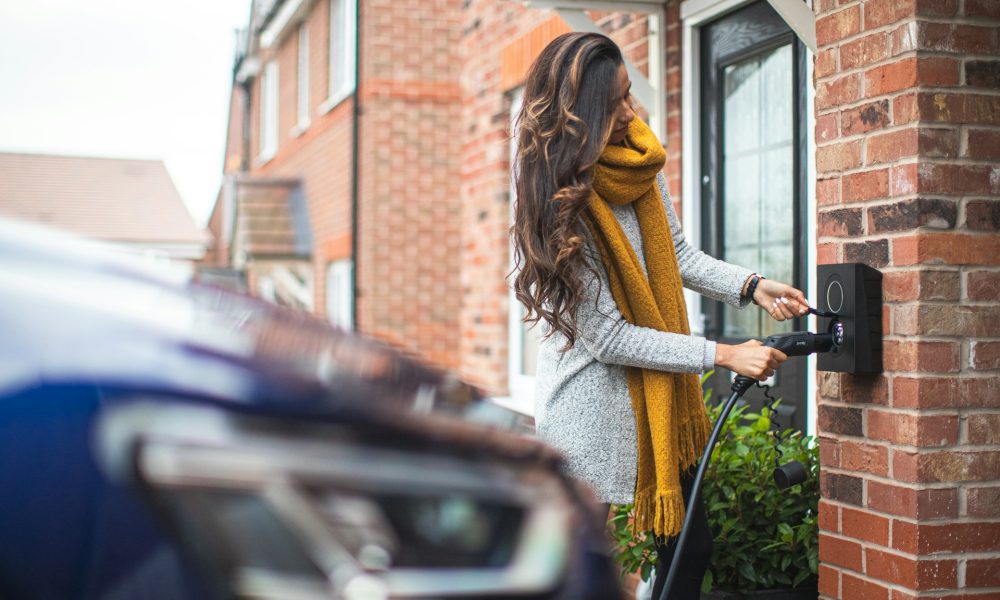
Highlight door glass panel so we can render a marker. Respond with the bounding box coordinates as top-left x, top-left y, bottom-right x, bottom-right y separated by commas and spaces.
721, 43, 794, 338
